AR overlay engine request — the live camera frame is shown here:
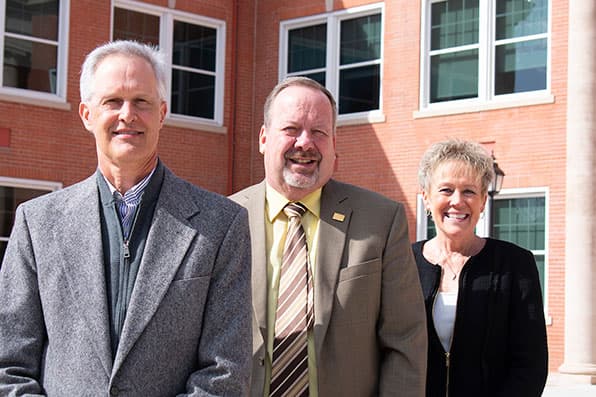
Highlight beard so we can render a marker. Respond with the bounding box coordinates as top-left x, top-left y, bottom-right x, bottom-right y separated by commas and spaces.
283, 166, 319, 189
